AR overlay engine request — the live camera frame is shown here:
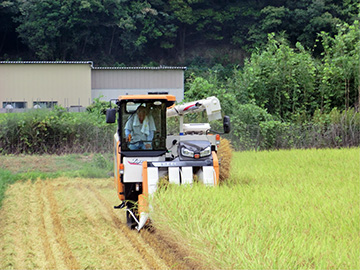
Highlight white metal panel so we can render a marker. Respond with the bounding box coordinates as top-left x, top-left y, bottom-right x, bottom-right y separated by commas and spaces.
168, 167, 180, 185
197, 166, 215, 186
123, 156, 165, 183
147, 167, 159, 195
181, 167, 193, 185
